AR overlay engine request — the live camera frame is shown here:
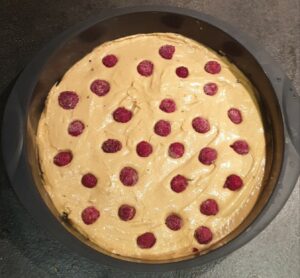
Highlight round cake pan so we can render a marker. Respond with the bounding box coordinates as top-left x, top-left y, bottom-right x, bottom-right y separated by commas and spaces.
1, 6, 300, 272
